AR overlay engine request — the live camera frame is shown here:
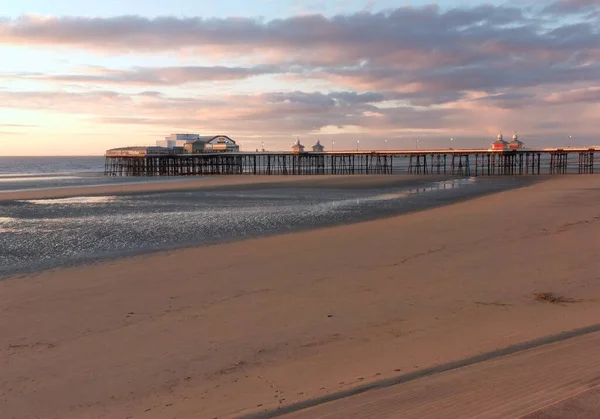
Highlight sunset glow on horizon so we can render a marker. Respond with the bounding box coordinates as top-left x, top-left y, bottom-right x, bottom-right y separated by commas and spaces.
1, 0, 599, 156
